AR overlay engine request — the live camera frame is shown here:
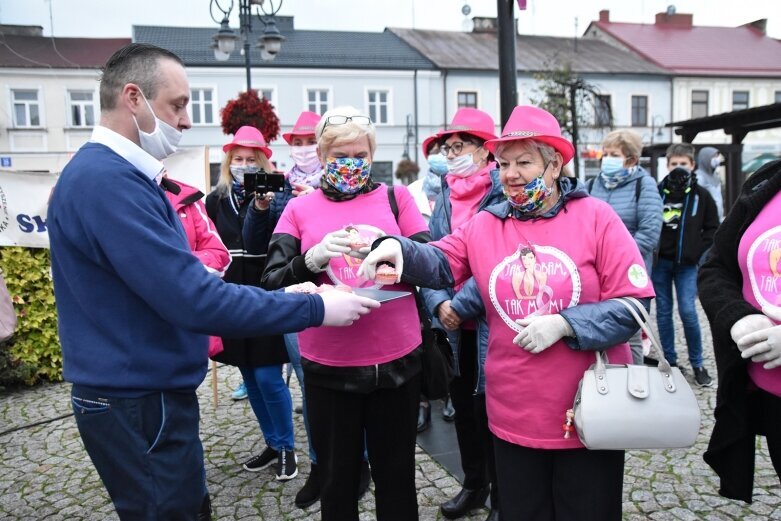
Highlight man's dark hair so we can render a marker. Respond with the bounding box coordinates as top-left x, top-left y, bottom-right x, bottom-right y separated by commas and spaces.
665, 142, 696, 162
99, 43, 183, 111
